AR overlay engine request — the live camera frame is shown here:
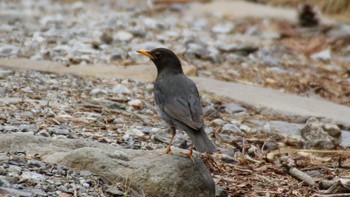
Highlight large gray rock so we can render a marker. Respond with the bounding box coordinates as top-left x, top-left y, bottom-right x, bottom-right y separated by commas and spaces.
300, 118, 342, 150
0, 133, 215, 197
